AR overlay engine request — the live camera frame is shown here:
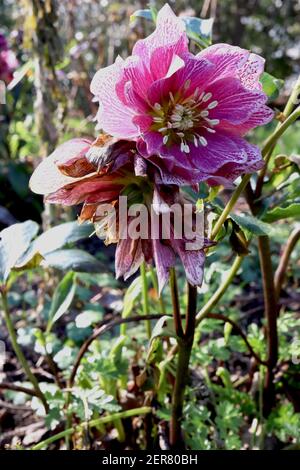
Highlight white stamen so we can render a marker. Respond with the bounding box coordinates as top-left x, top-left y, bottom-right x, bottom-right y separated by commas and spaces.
158, 127, 168, 132
206, 118, 220, 126
175, 104, 184, 112
200, 110, 209, 117
177, 132, 185, 138
184, 144, 190, 153
171, 114, 182, 121
199, 91, 205, 101
207, 100, 218, 109
180, 142, 185, 152
203, 92, 212, 102
205, 127, 216, 133
199, 136, 208, 146
163, 135, 169, 145
154, 102, 162, 111
194, 136, 198, 147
